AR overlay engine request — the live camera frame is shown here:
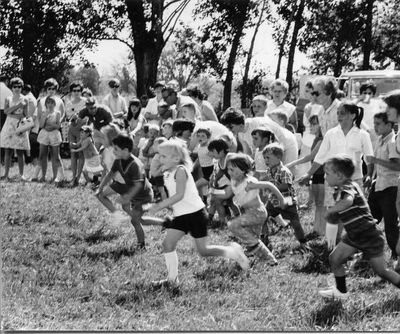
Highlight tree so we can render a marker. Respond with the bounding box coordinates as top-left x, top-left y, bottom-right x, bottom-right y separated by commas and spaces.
194, 0, 258, 110
70, 63, 101, 95
0, 0, 95, 95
